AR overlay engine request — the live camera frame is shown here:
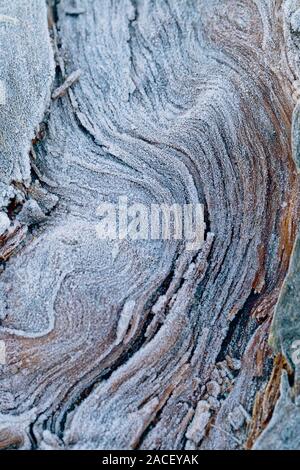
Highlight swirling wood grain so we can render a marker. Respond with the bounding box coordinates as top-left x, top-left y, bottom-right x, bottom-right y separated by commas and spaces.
0, 0, 299, 450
